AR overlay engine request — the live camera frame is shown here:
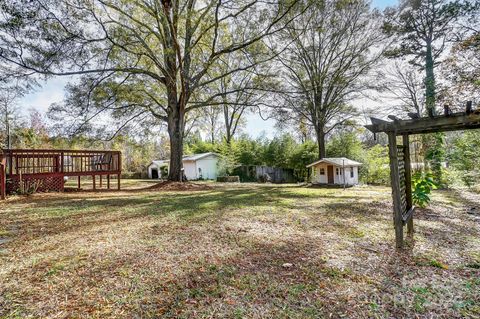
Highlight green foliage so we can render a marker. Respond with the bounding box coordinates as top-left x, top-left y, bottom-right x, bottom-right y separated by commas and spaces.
288, 141, 318, 181
216, 142, 239, 176
363, 145, 390, 185
412, 172, 437, 208
185, 133, 319, 182
326, 131, 365, 162
263, 135, 297, 168
423, 133, 446, 187
235, 135, 267, 166
448, 130, 480, 187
